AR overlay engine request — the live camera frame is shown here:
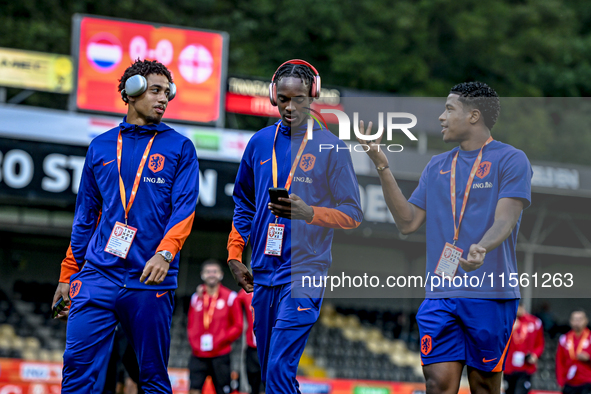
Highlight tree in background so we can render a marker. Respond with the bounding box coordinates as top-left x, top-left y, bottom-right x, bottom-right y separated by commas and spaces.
1, 0, 591, 164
